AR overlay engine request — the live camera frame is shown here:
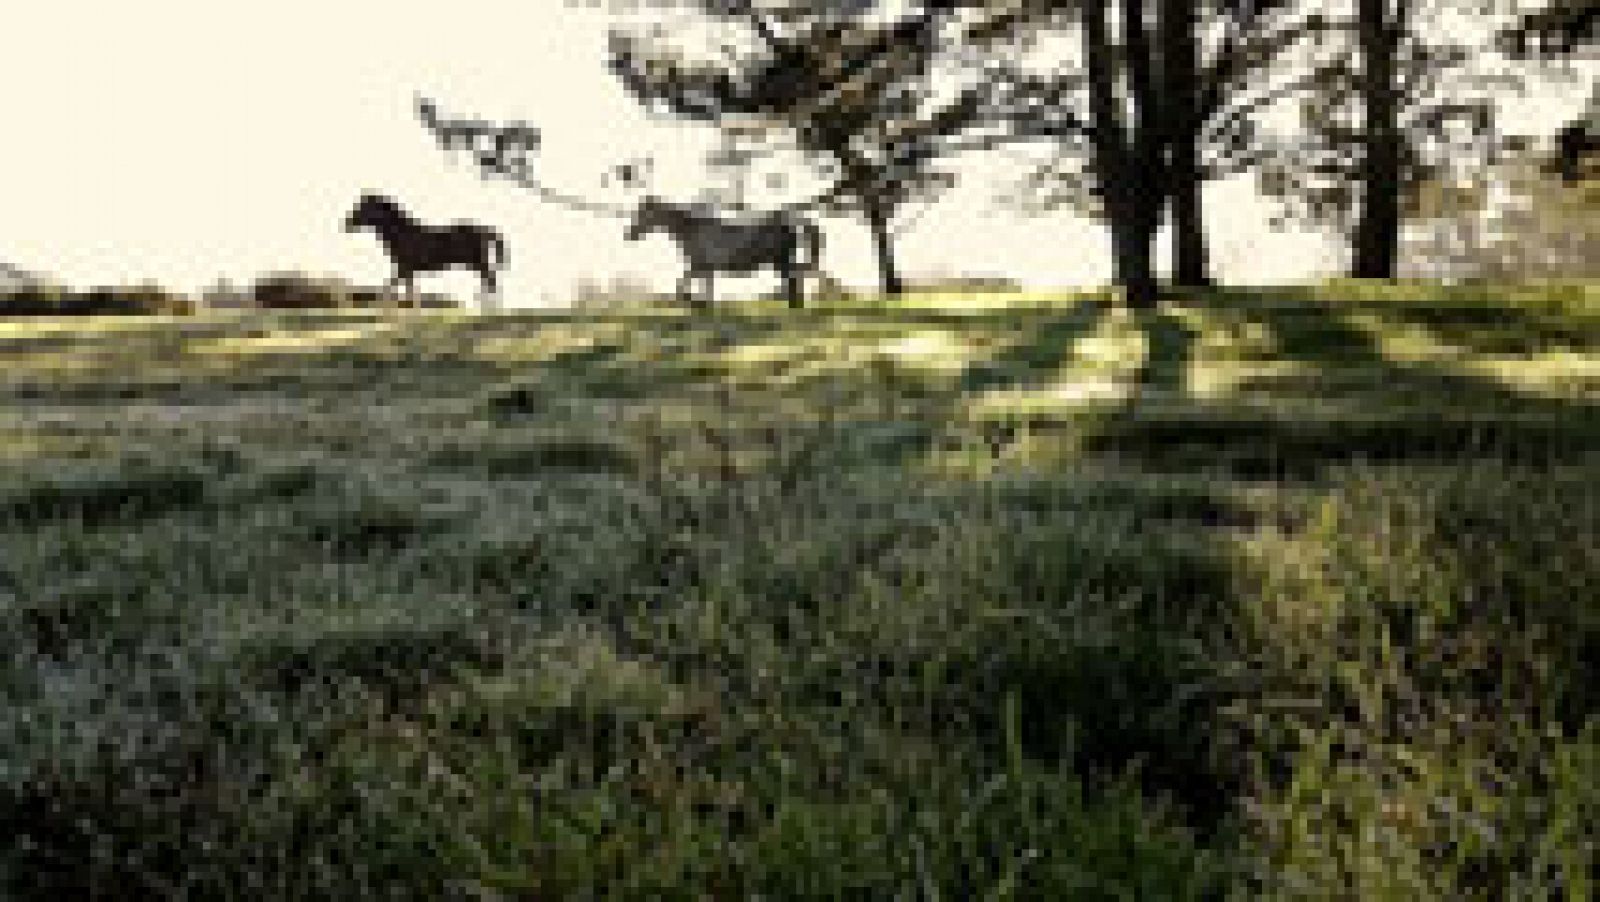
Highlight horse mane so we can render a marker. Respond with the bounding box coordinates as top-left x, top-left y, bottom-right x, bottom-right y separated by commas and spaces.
647, 197, 718, 221
360, 194, 413, 226
668, 196, 790, 228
